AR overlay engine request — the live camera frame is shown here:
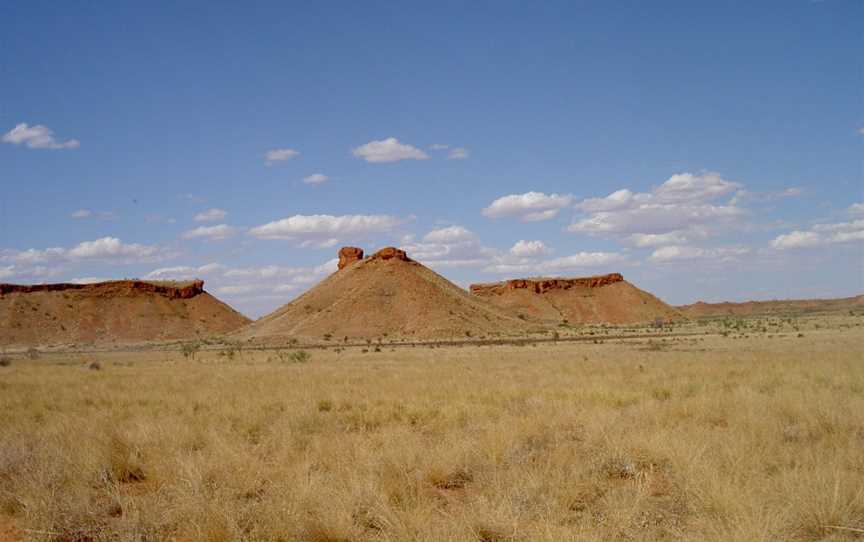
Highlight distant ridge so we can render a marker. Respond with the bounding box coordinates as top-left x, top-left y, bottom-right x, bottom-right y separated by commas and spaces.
0, 279, 249, 347
677, 295, 864, 318
470, 273, 683, 325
